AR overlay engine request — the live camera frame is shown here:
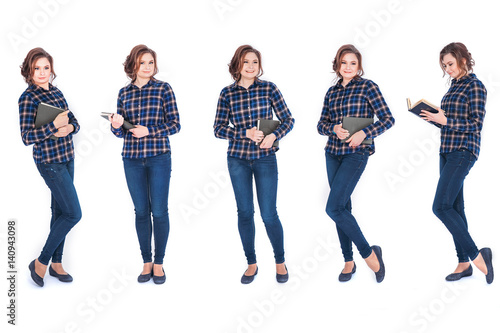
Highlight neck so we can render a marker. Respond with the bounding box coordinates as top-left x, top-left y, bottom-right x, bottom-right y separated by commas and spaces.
238, 77, 255, 89
37, 82, 50, 90
341, 77, 352, 87
134, 77, 150, 88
